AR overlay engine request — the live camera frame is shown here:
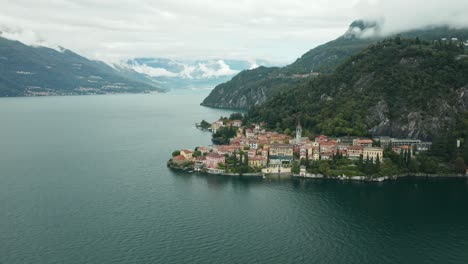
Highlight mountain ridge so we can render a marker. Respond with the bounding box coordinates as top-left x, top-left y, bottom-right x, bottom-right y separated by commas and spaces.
246, 37, 468, 140
0, 36, 164, 97
201, 21, 468, 109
